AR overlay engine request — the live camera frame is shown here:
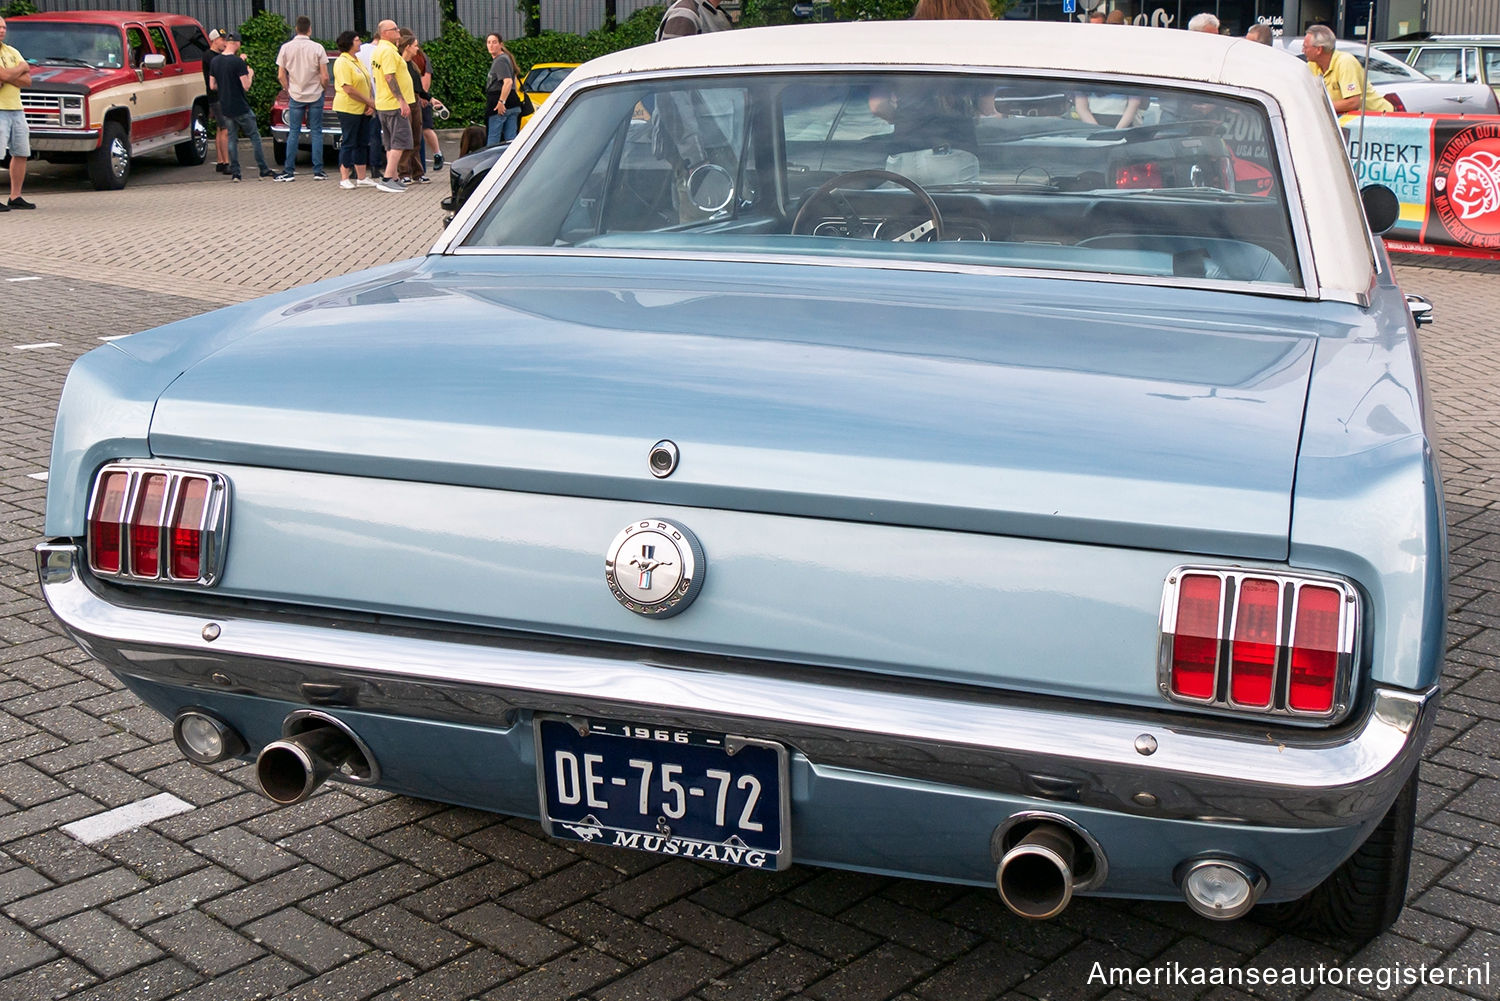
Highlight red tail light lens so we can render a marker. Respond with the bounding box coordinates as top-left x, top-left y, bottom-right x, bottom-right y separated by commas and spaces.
1115, 162, 1164, 189
84, 464, 227, 586
1230, 579, 1279, 707
87, 470, 131, 574
1384, 92, 1406, 112
169, 477, 210, 580
1170, 574, 1222, 700
1289, 585, 1342, 712
130, 473, 168, 578
1161, 568, 1356, 720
